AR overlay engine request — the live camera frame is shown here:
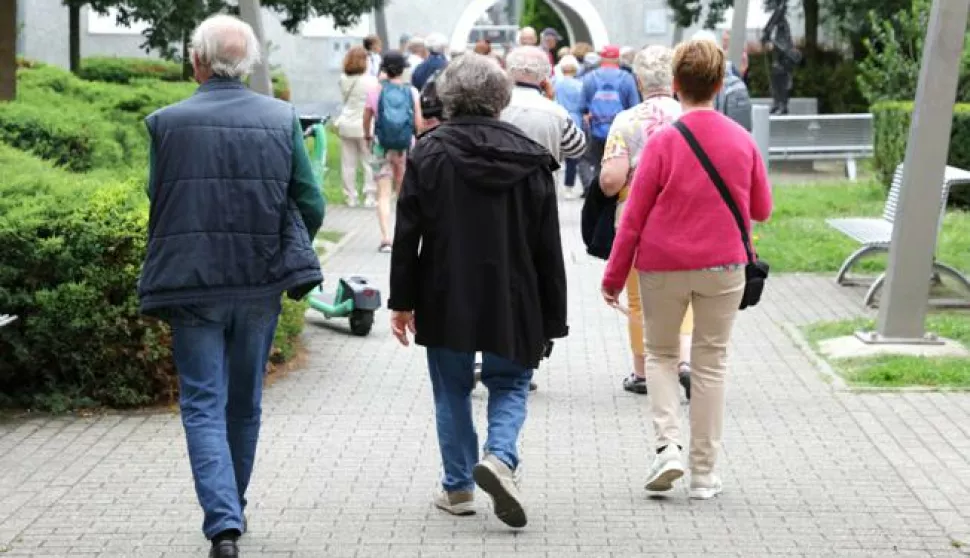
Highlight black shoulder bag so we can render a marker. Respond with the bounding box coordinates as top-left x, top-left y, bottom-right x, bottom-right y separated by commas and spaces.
673, 120, 769, 310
